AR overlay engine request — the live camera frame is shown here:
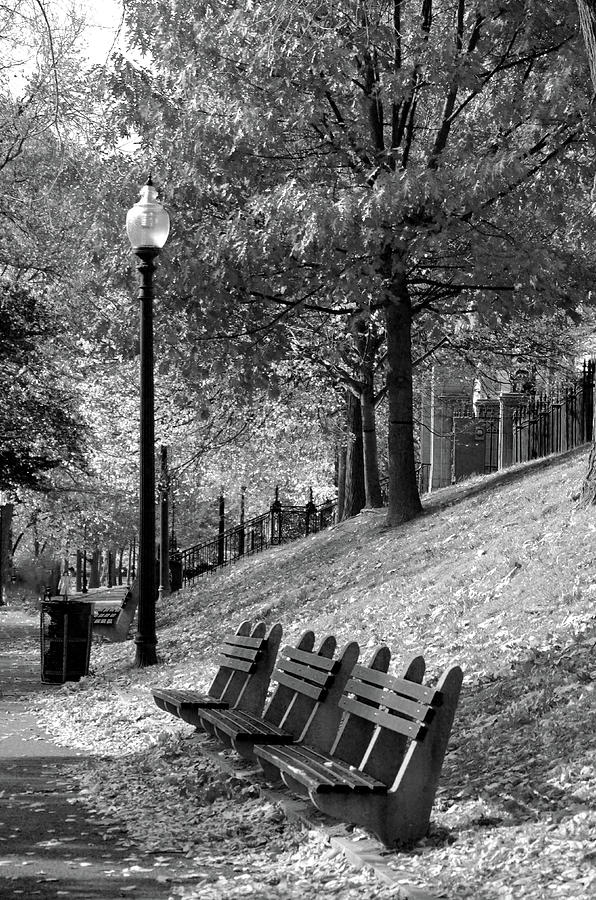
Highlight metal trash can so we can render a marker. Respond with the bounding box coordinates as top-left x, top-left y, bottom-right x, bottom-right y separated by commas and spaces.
40, 599, 93, 684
